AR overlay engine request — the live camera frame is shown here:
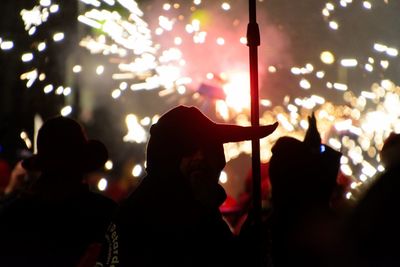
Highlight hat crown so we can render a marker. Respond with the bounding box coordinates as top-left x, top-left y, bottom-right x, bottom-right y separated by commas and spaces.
37, 116, 87, 157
